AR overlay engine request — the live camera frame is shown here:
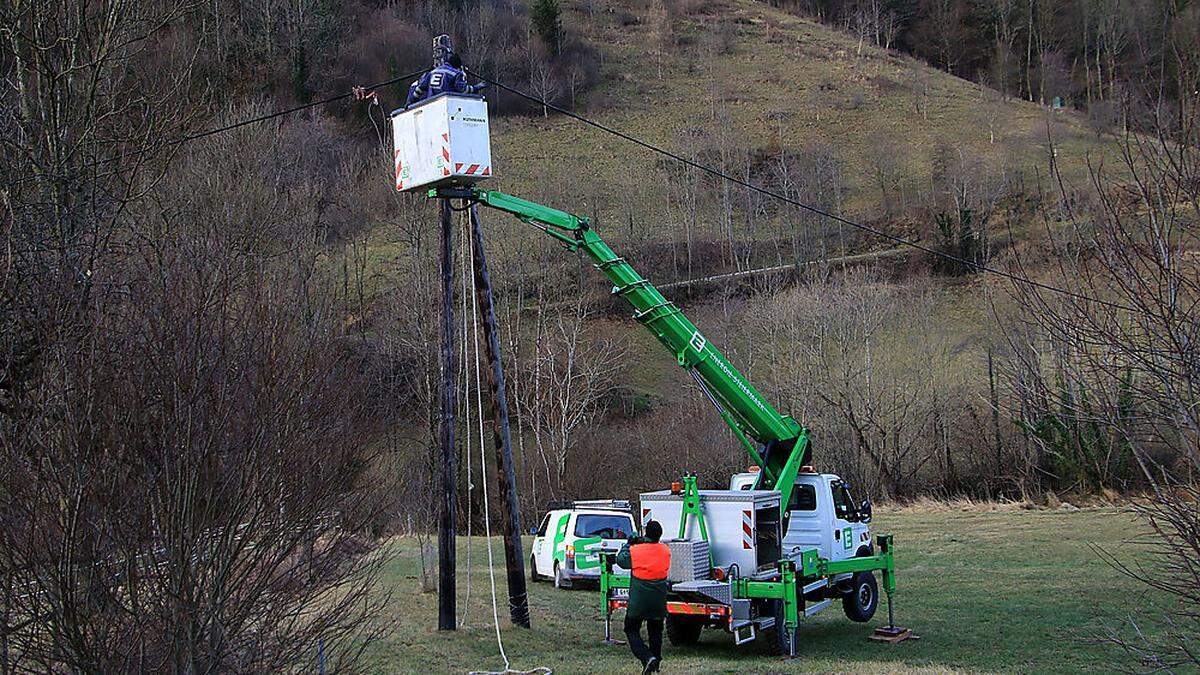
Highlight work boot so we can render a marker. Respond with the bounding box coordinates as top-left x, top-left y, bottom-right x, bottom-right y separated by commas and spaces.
642, 656, 660, 674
